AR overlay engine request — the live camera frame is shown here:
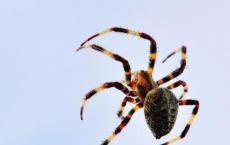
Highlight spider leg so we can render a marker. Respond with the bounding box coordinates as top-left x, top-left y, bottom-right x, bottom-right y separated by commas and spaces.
161, 99, 199, 145
77, 44, 132, 87
117, 96, 141, 119
166, 80, 188, 100
80, 82, 136, 120
78, 27, 157, 75
157, 46, 186, 86
101, 102, 144, 145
